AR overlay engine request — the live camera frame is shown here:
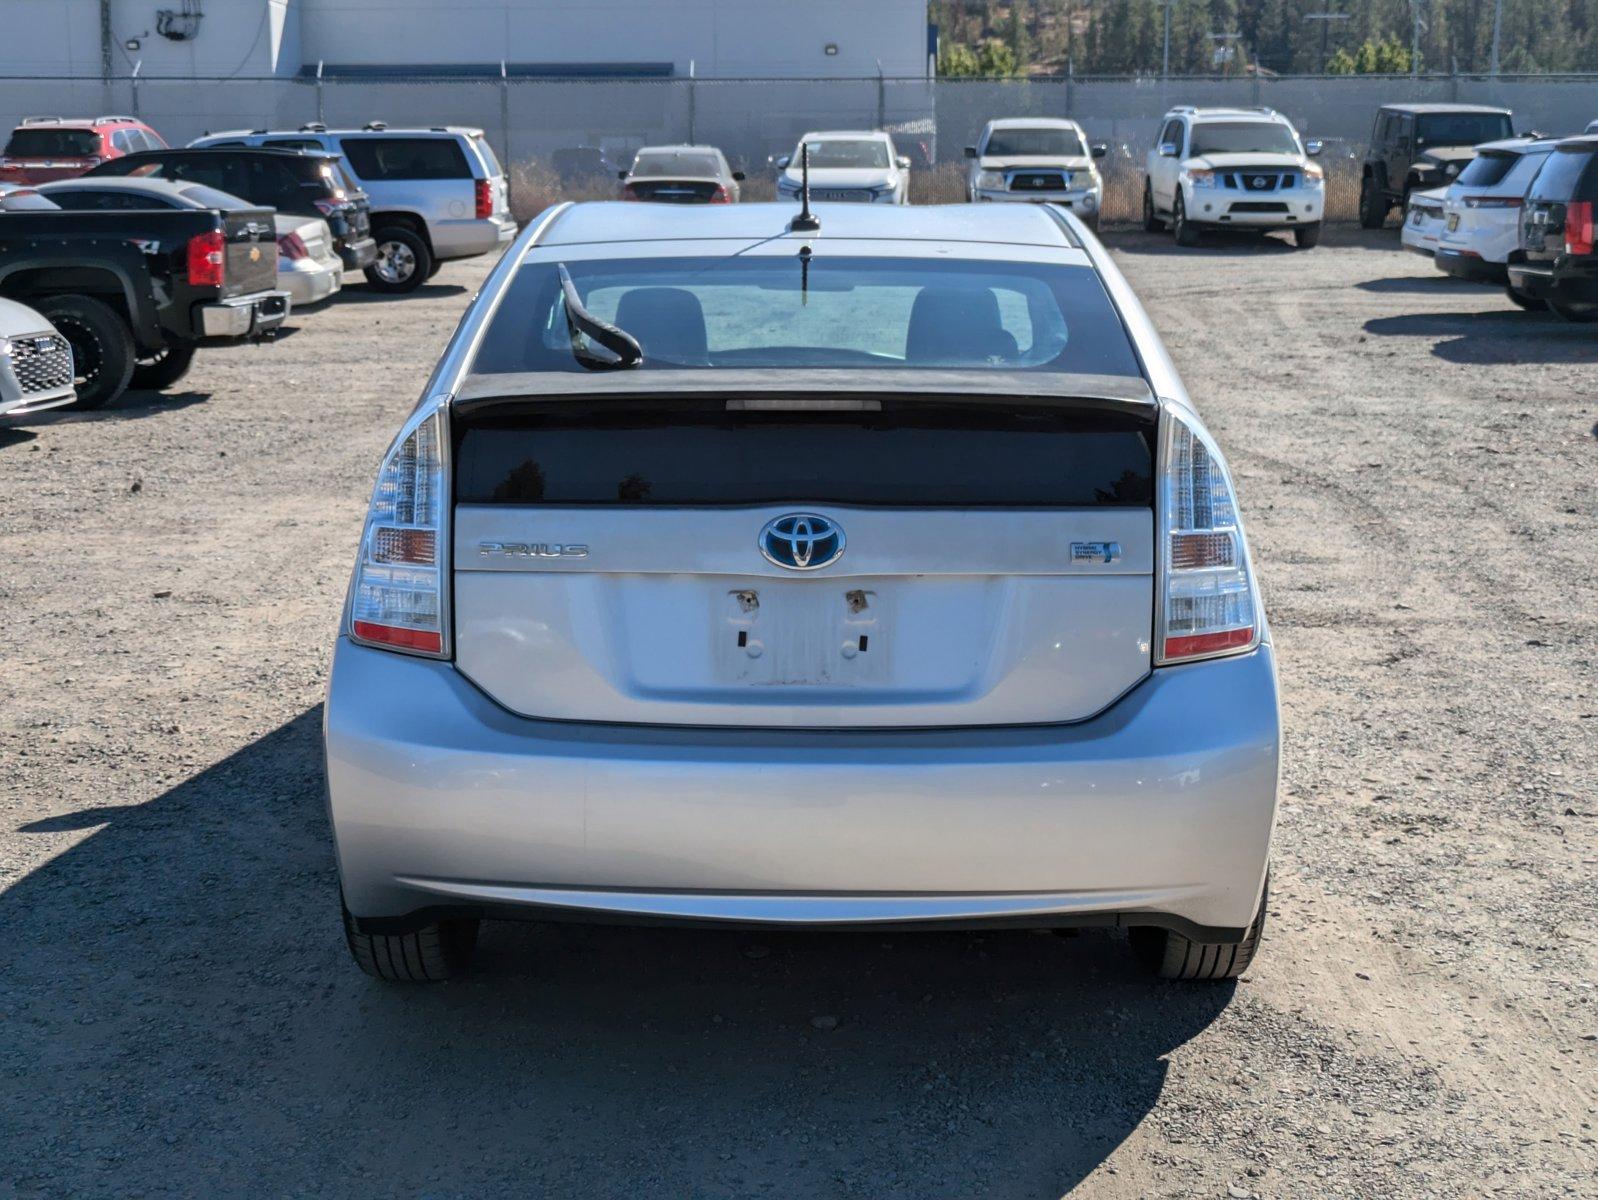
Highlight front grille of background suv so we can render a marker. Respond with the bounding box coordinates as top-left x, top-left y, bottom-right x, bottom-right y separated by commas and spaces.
1009, 172, 1067, 191
8, 335, 73, 394
1221, 171, 1298, 192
